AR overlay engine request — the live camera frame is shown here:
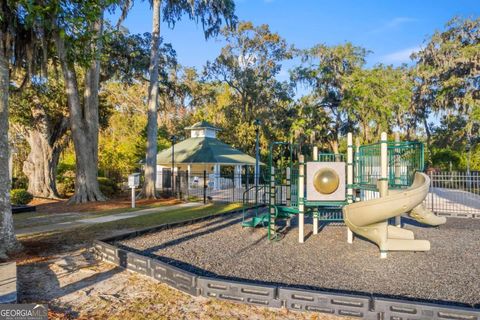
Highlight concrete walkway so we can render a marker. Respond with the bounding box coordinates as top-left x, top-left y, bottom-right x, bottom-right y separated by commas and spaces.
0, 262, 16, 303
16, 202, 202, 236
